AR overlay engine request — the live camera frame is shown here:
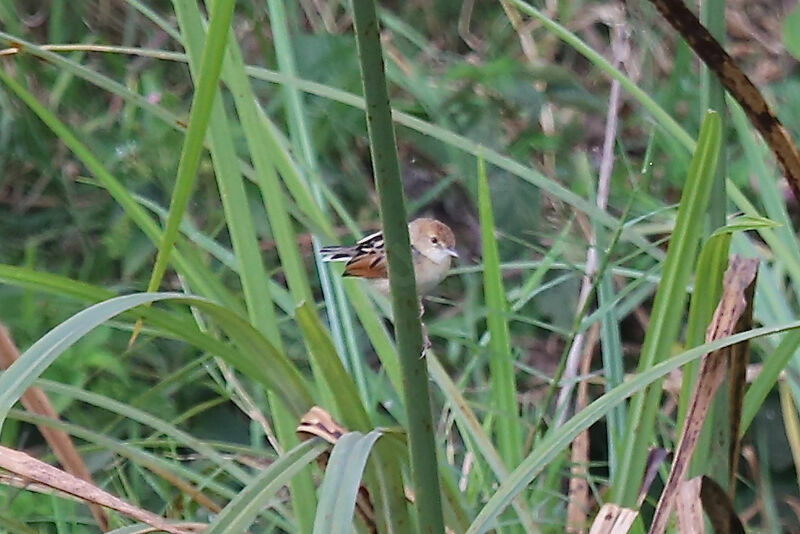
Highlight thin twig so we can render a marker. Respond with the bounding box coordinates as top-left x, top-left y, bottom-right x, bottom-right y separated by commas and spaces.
555, 23, 627, 426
